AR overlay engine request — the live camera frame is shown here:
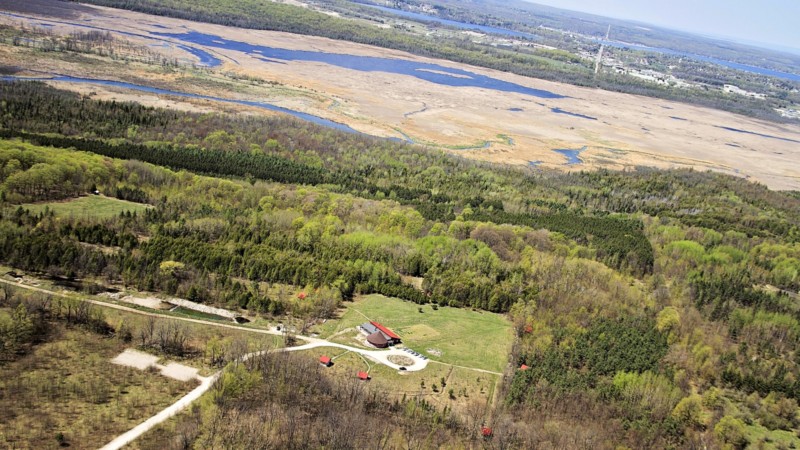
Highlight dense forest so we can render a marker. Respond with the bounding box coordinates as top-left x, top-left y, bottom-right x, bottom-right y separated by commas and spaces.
2, 80, 800, 448
61, 0, 798, 121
